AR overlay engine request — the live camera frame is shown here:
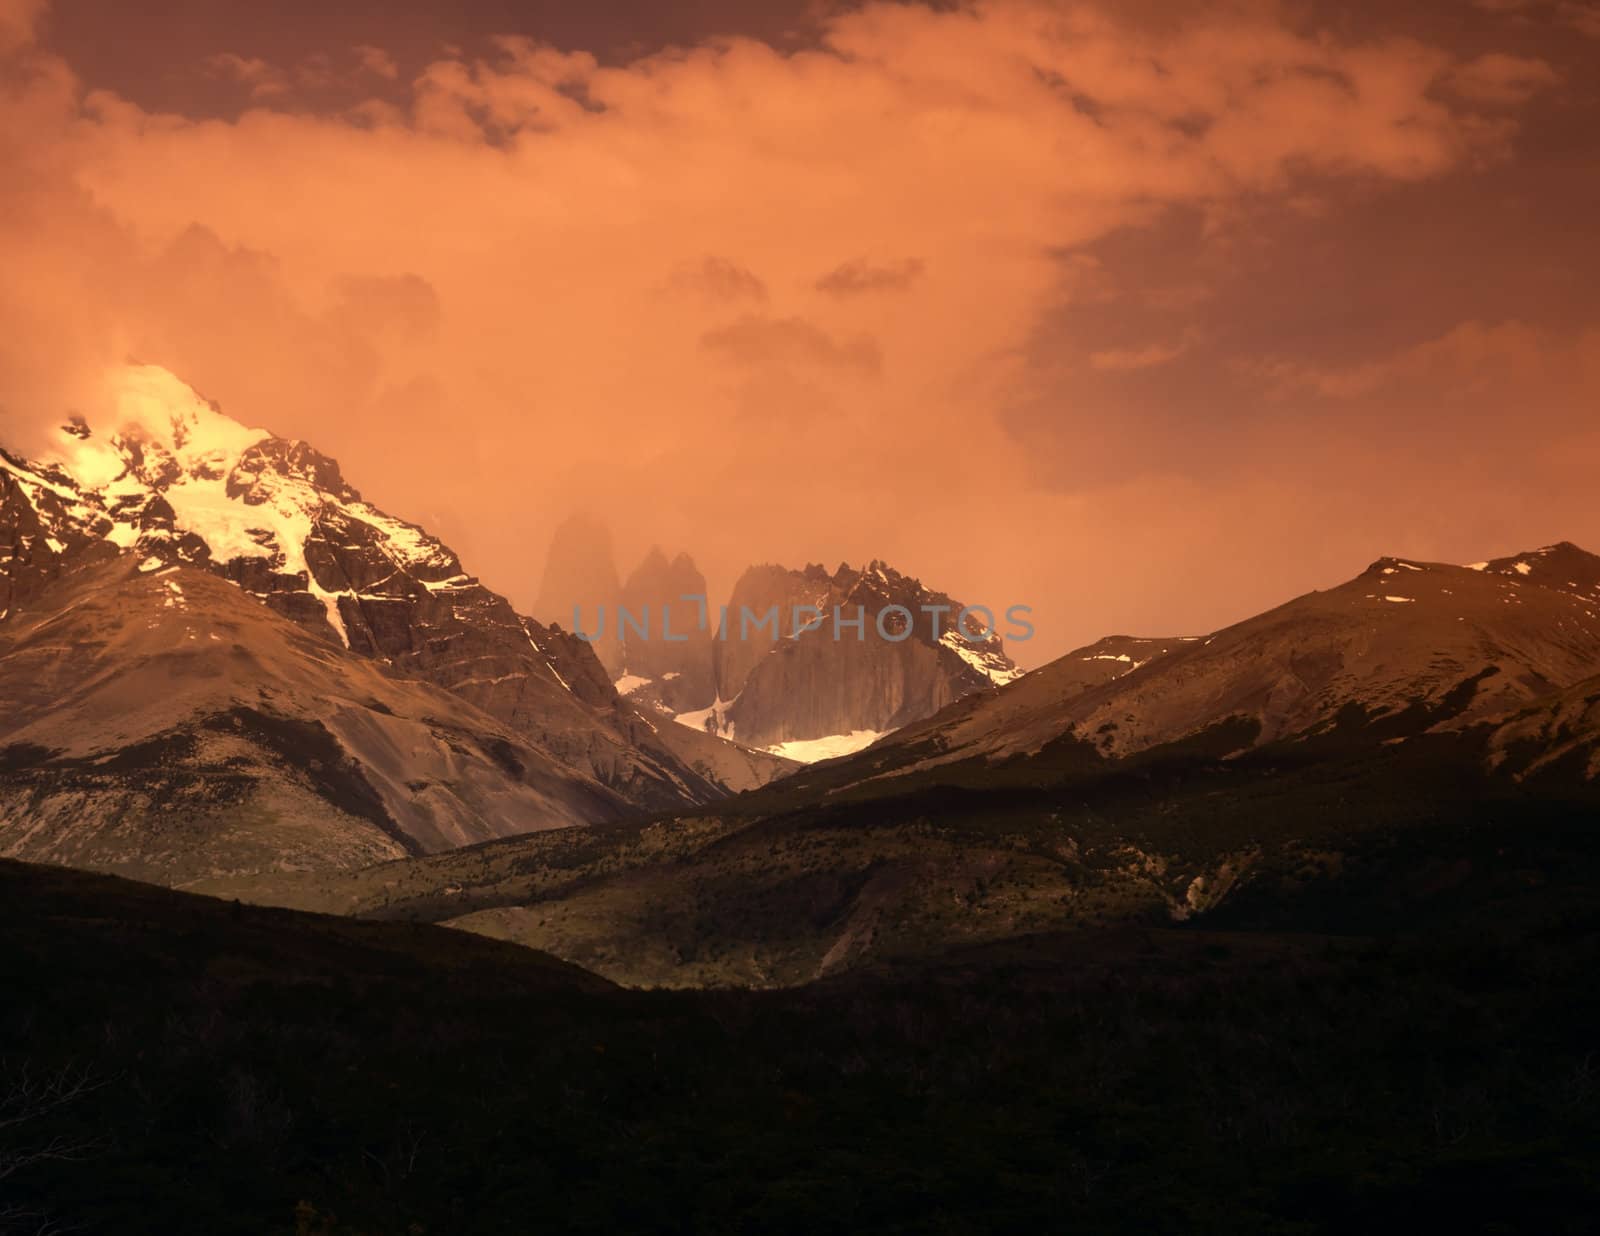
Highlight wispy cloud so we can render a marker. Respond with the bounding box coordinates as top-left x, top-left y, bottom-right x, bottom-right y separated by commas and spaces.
1088, 337, 1193, 372
815, 258, 925, 296
354, 44, 399, 81
1446, 53, 1560, 104
0, 0, 47, 53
